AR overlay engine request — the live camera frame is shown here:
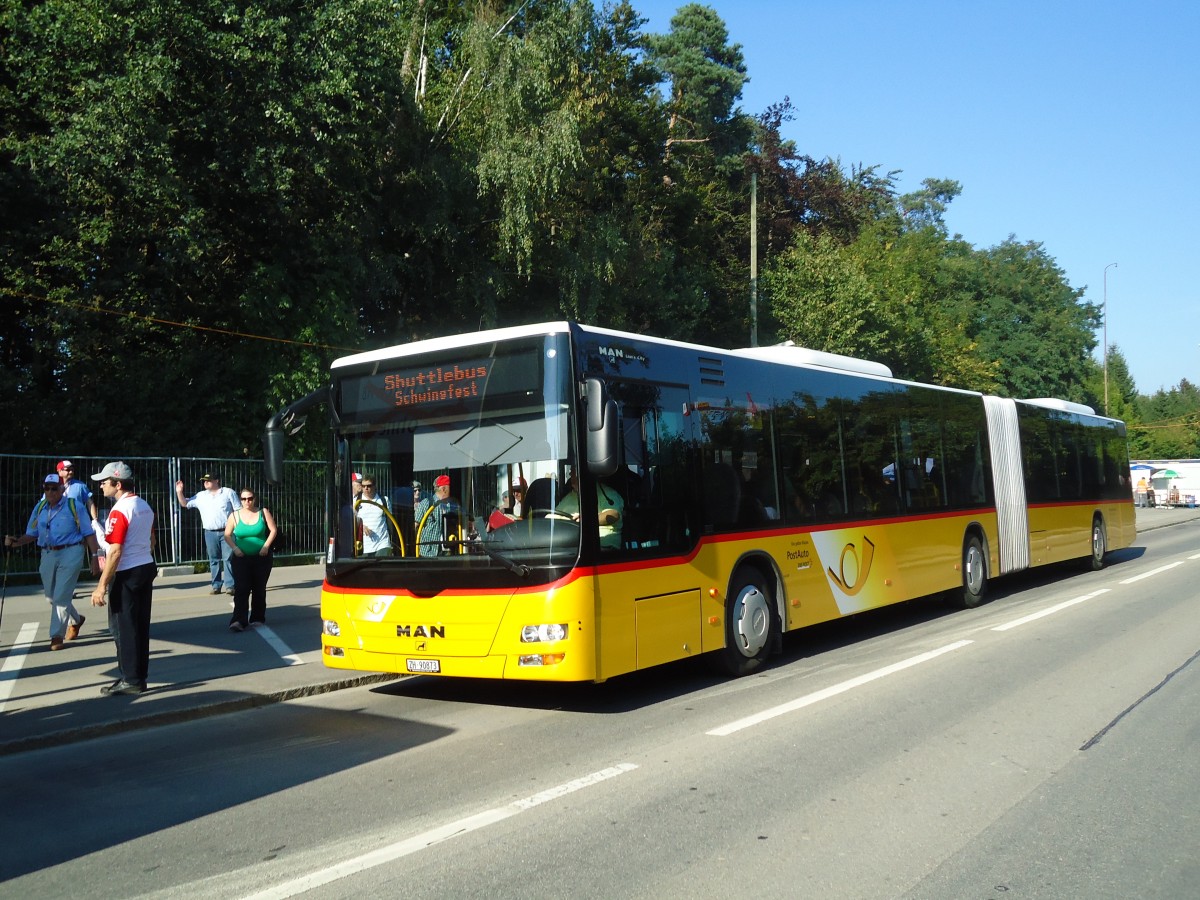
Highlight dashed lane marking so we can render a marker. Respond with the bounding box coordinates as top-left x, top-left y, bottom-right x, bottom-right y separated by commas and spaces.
242, 763, 639, 899
0, 623, 40, 711
1119, 561, 1187, 585
706, 640, 975, 737
991, 589, 1111, 632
